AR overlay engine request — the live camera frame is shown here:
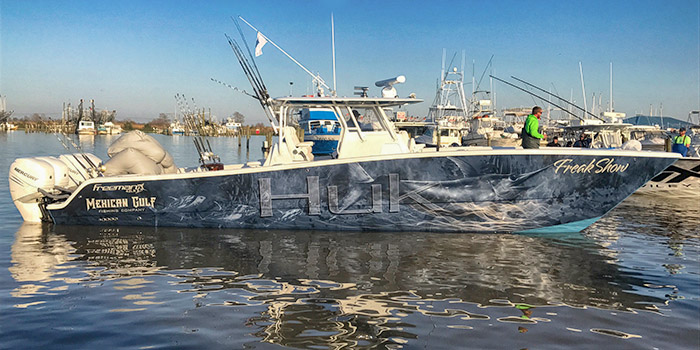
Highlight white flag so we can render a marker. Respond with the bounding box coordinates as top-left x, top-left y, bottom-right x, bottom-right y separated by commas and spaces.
255, 32, 267, 57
